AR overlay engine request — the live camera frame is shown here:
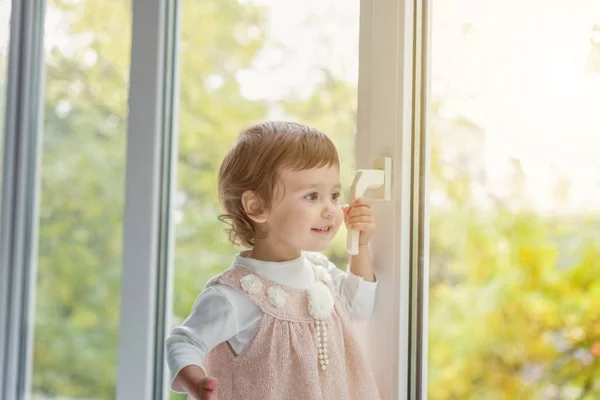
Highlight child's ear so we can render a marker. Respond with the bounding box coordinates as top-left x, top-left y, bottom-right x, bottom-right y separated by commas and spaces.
241, 190, 267, 223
